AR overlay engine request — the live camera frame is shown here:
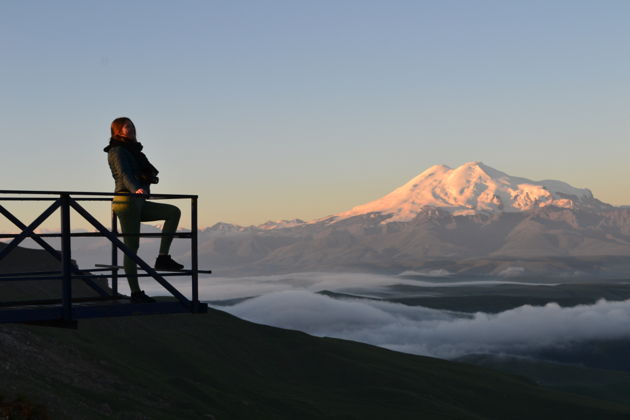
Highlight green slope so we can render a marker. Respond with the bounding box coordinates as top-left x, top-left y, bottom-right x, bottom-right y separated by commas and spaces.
1, 247, 630, 419
1, 308, 630, 419
459, 352, 630, 406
